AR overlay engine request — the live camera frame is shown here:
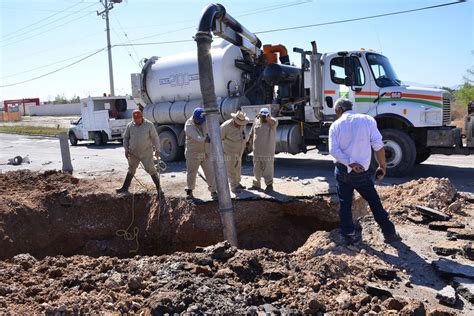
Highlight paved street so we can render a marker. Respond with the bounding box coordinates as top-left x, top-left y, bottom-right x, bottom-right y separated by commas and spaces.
1, 133, 473, 197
